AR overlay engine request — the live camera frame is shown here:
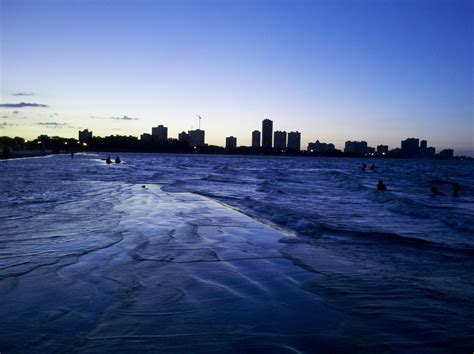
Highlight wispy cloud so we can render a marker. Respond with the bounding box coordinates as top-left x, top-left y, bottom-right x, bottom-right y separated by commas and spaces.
36, 122, 71, 128
0, 122, 16, 128
91, 115, 139, 121
12, 92, 34, 96
0, 102, 48, 108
